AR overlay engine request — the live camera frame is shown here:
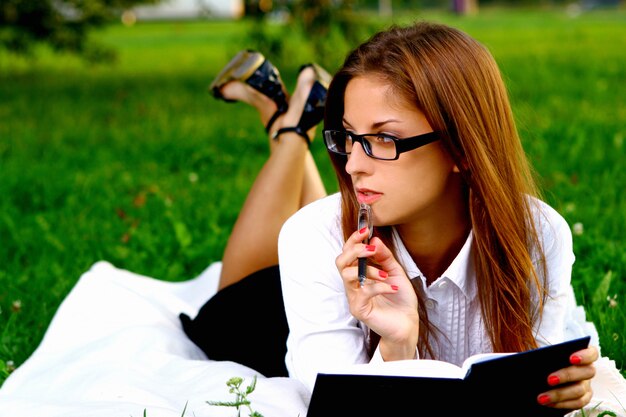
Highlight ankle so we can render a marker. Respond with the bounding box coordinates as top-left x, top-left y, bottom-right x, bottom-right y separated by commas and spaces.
272, 126, 311, 148
255, 95, 280, 128
282, 69, 316, 127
